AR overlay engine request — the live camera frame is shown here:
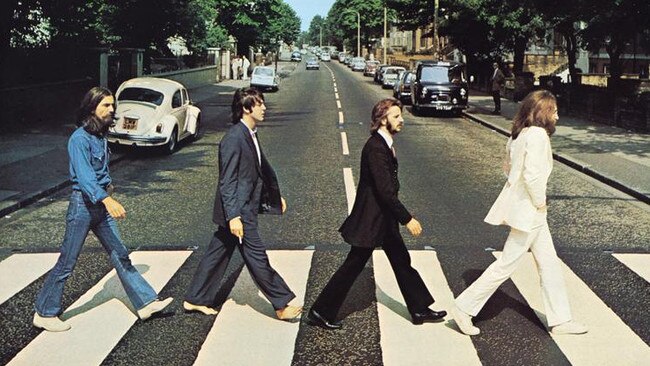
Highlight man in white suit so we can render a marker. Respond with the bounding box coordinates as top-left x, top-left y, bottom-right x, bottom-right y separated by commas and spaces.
451, 90, 588, 336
